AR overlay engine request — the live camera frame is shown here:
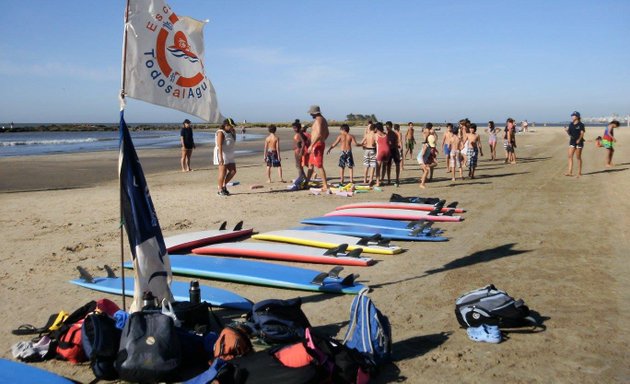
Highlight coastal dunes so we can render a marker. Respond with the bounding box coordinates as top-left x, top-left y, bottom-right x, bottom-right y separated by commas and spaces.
1, 127, 629, 383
